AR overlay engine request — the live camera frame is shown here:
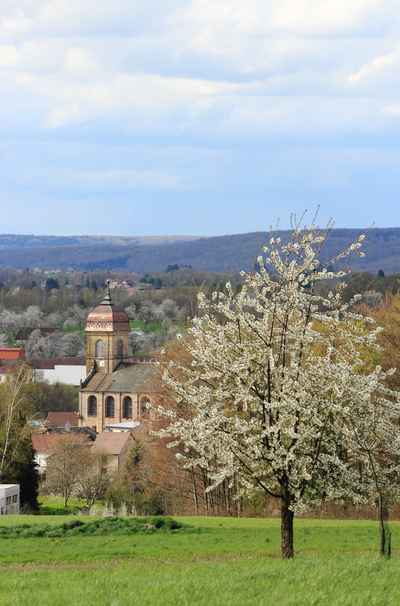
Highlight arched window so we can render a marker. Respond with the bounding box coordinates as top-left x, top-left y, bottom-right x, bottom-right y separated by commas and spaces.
123, 396, 132, 419
105, 396, 115, 418
88, 395, 97, 417
140, 396, 150, 418
95, 339, 104, 358
118, 340, 123, 358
